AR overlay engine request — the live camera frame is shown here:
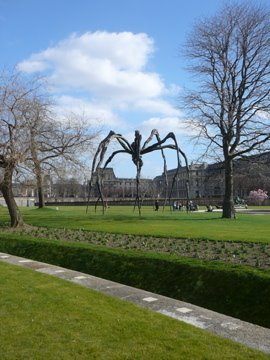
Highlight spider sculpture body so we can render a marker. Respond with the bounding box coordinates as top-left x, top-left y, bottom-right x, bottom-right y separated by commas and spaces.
87, 129, 190, 215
